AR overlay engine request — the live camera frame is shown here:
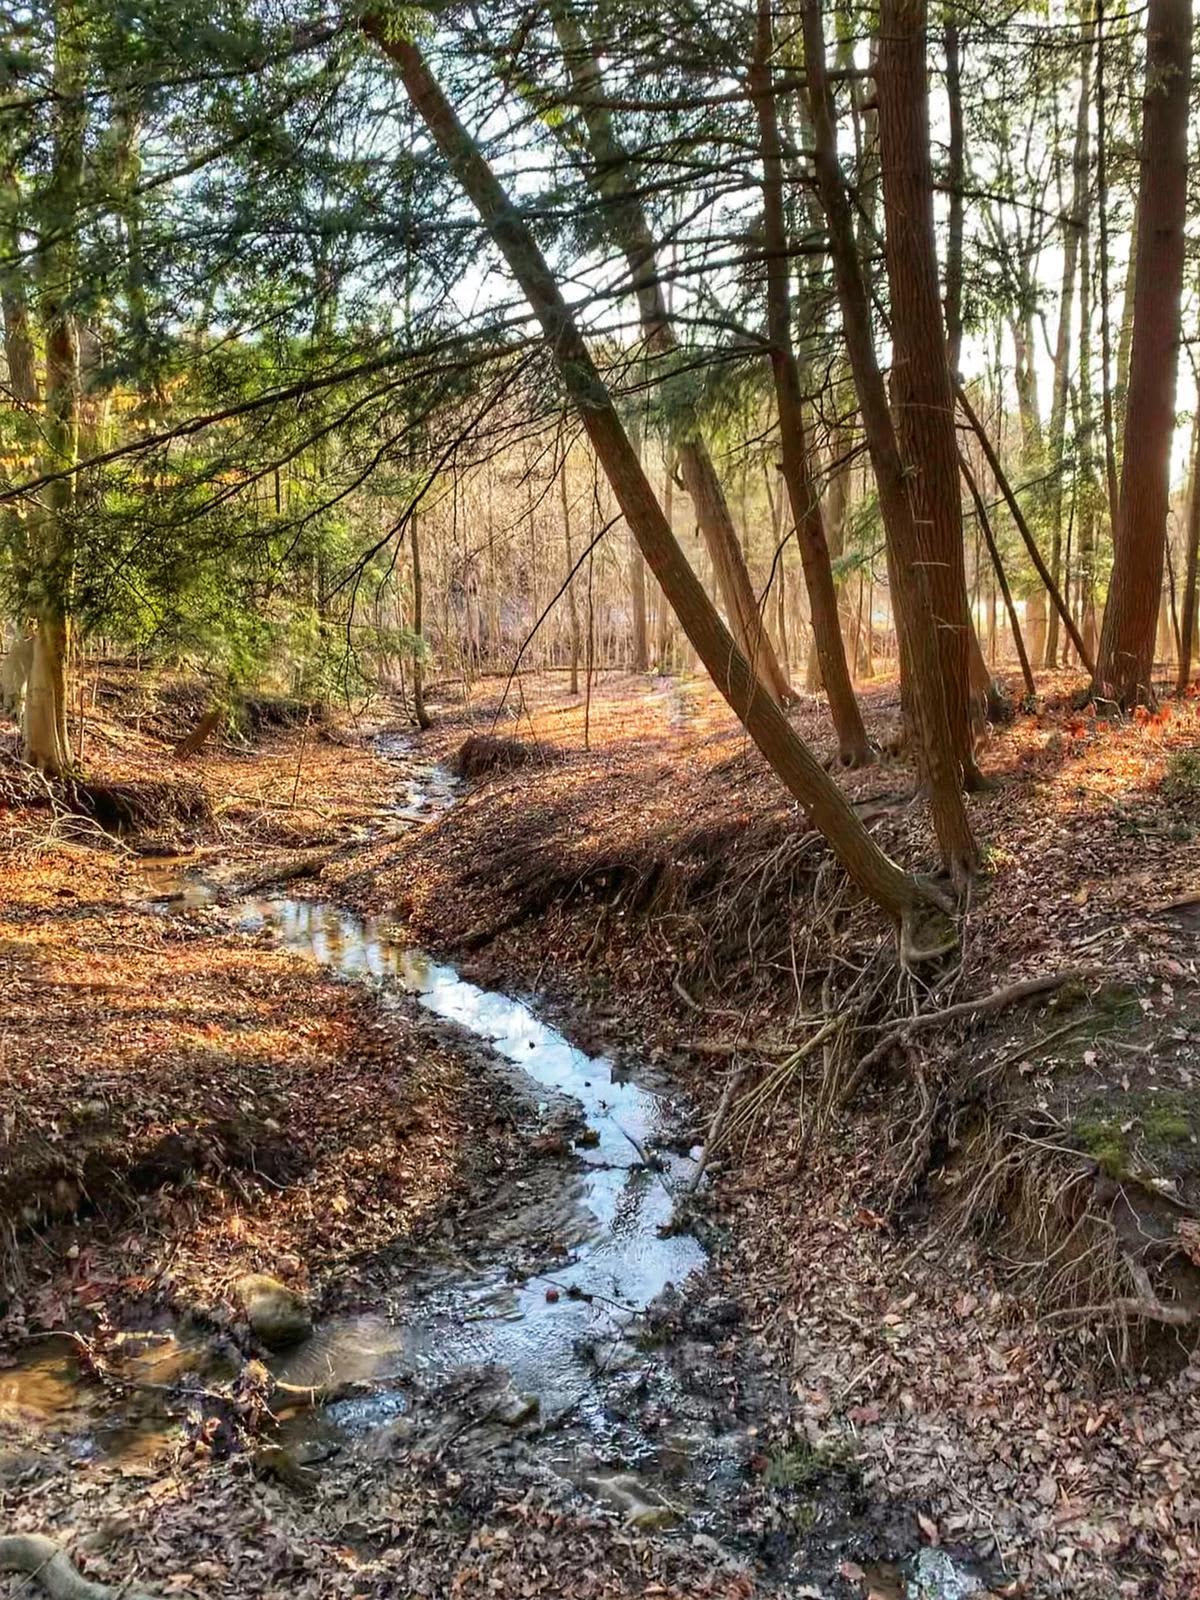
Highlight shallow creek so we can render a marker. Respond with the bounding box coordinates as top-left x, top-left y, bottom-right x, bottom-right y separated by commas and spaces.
2, 735, 988, 1597
5, 737, 711, 1488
